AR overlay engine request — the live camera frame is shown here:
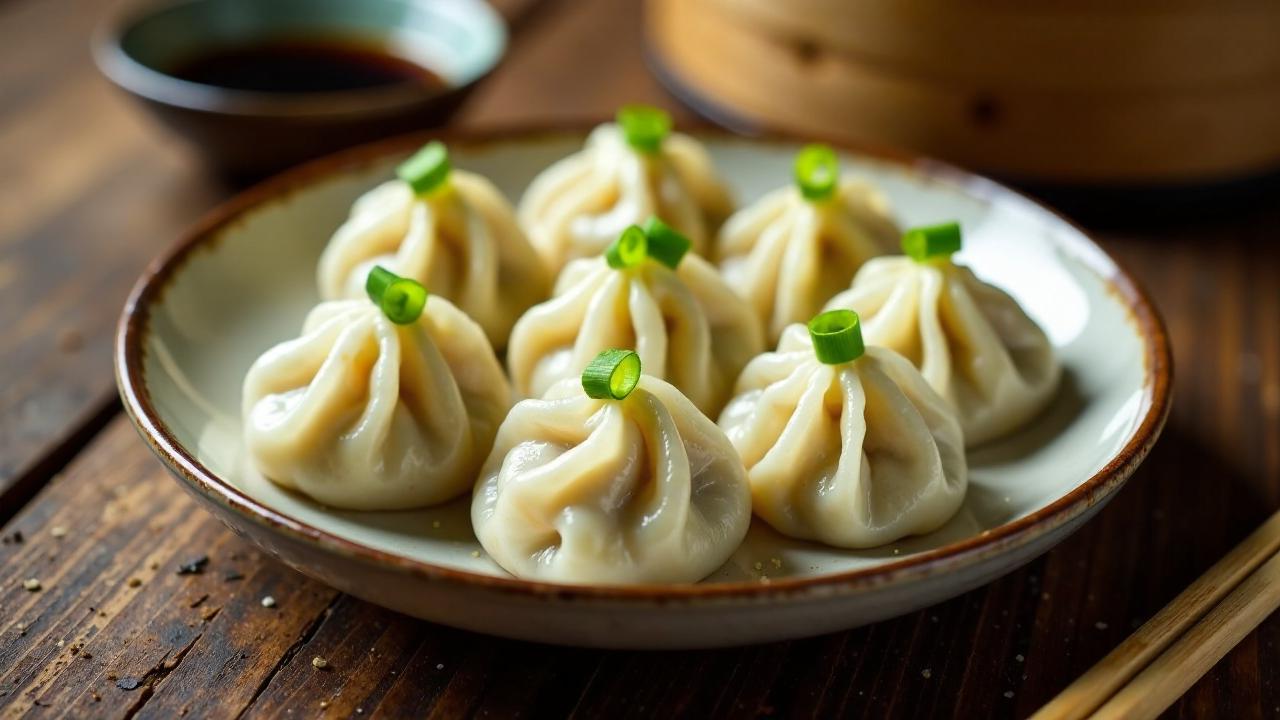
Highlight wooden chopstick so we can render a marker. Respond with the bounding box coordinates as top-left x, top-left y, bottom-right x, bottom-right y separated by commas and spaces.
1090, 548, 1280, 719
1031, 509, 1280, 720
